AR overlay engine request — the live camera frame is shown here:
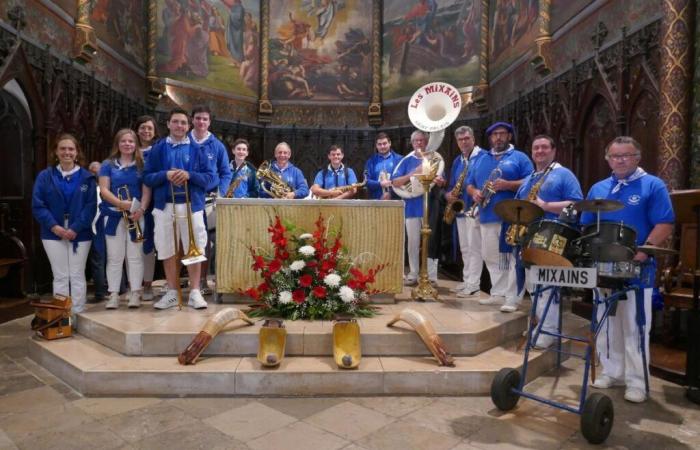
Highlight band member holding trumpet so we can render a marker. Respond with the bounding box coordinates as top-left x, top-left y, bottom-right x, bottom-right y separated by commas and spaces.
466, 122, 533, 307
259, 142, 309, 199
310, 145, 358, 199
503, 136, 582, 331
445, 126, 483, 298
228, 138, 260, 198
97, 129, 151, 309
581, 136, 674, 403
32, 134, 97, 317
392, 130, 446, 285
144, 108, 217, 310
365, 132, 402, 200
